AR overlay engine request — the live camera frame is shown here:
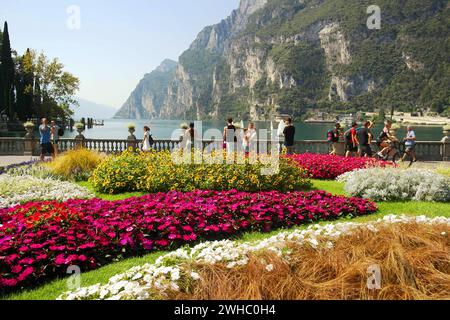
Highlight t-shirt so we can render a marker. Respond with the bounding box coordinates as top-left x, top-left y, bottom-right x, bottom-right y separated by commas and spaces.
348, 128, 357, 145
51, 125, 60, 141
225, 125, 237, 143
39, 125, 51, 144
357, 127, 370, 146
283, 125, 295, 147
405, 130, 416, 146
